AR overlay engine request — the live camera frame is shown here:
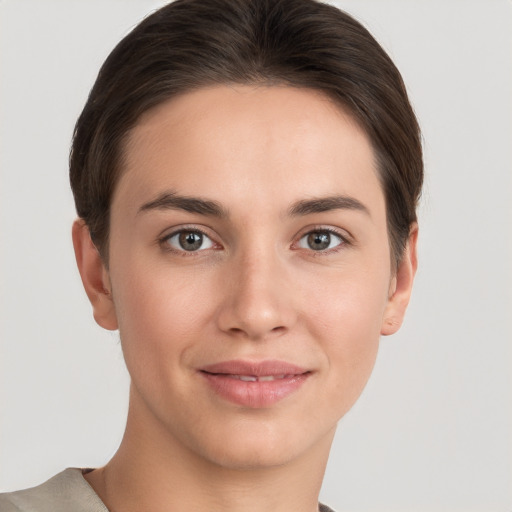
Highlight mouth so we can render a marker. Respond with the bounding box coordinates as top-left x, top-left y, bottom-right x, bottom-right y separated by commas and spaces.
222, 374, 294, 382
199, 360, 311, 408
